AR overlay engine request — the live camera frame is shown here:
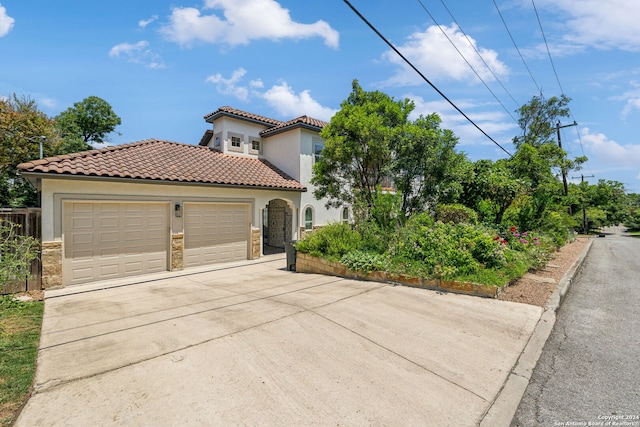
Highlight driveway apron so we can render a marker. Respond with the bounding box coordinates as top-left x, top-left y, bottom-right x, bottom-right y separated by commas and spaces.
16, 255, 542, 426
